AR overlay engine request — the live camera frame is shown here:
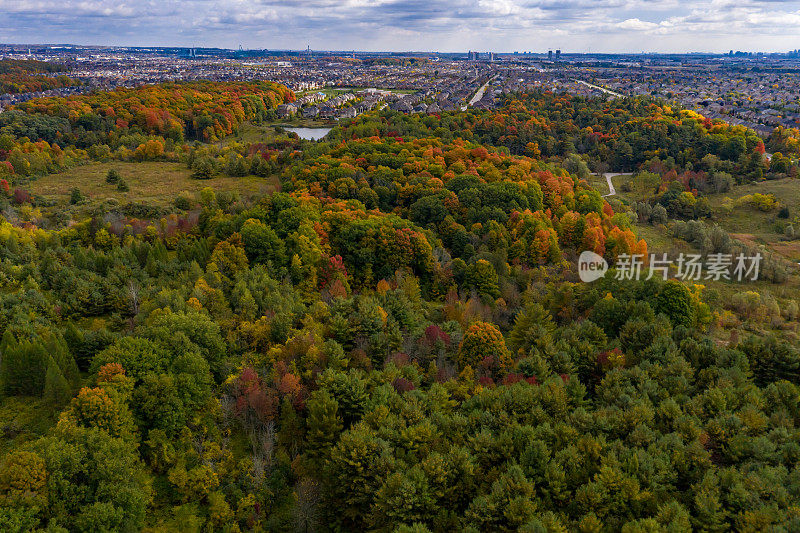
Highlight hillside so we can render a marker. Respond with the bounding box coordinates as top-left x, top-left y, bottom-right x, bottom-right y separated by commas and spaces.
0, 85, 798, 531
